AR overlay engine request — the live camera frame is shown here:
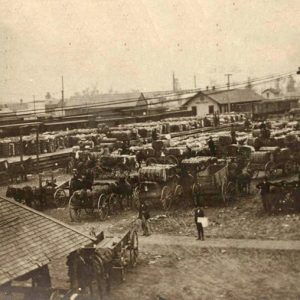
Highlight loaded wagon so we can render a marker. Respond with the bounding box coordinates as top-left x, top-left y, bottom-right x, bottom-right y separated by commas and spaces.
192, 161, 236, 205
247, 151, 275, 178
180, 156, 218, 205
68, 178, 134, 222
38, 172, 70, 208
132, 145, 178, 167
259, 147, 296, 176
98, 154, 138, 179
134, 164, 183, 210
50, 229, 138, 300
